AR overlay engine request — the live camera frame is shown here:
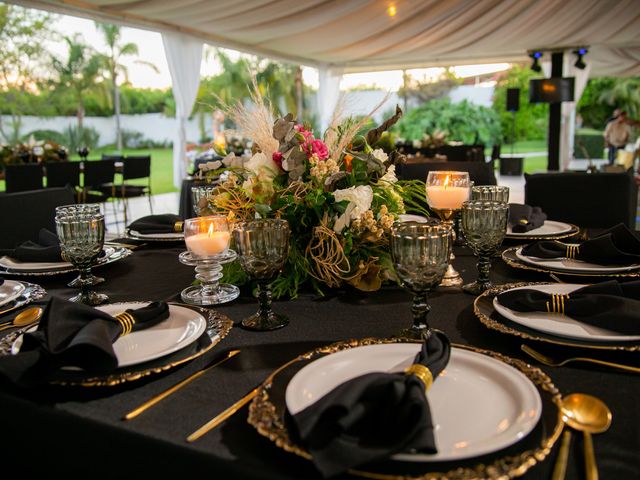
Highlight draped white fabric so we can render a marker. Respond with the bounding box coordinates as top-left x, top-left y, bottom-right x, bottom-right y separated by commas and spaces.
560, 60, 591, 170
15, 0, 640, 77
162, 32, 203, 188
318, 66, 344, 134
